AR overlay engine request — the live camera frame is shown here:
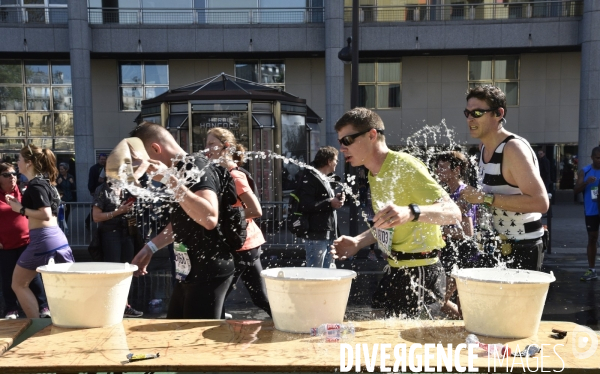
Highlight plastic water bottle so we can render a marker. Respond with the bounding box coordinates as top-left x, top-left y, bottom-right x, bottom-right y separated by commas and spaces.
466, 334, 511, 356
310, 323, 355, 342
58, 203, 65, 221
